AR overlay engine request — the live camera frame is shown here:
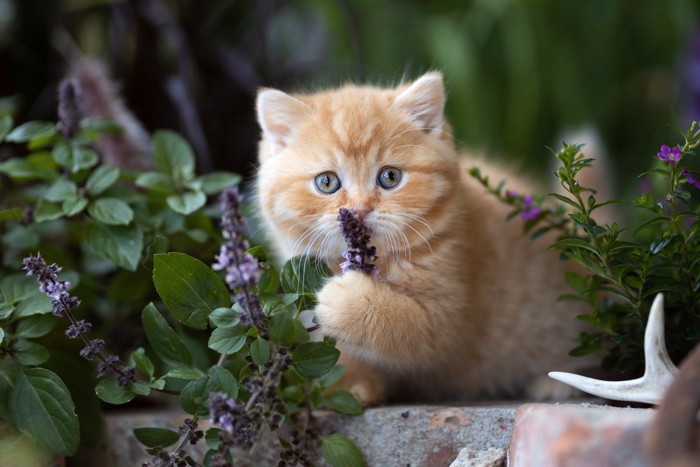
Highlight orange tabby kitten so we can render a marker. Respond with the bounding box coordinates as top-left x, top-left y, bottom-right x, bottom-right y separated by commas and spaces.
254, 72, 591, 404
